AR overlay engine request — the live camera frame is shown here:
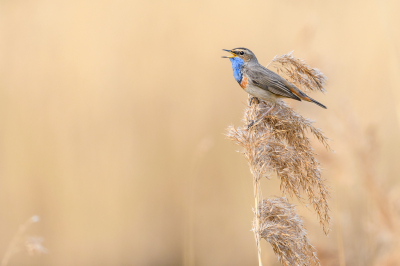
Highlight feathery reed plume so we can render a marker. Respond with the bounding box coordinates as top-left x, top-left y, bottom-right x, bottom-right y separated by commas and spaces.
268, 51, 327, 93
227, 98, 330, 234
256, 197, 319, 266
226, 52, 330, 265
25, 237, 48, 256
1, 215, 47, 266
